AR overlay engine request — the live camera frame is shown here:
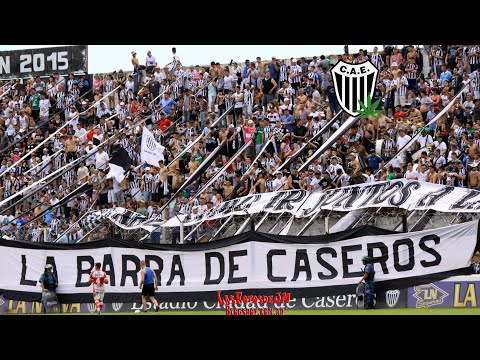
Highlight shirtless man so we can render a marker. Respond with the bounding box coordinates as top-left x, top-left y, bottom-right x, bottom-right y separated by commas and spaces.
157, 161, 169, 196
361, 118, 376, 149
167, 151, 181, 172
187, 156, 199, 175
169, 167, 183, 193
468, 165, 480, 189
427, 165, 437, 183
65, 135, 78, 162
256, 56, 267, 85
222, 179, 233, 199
468, 139, 478, 158
348, 154, 360, 172
251, 173, 266, 193
408, 107, 423, 123
296, 88, 307, 105
131, 51, 141, 74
